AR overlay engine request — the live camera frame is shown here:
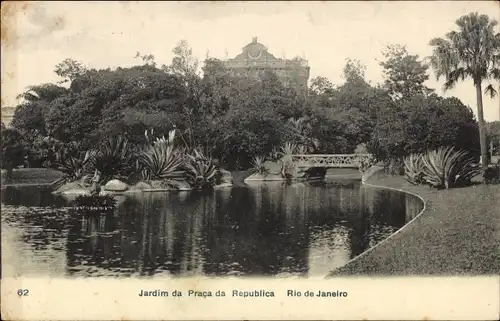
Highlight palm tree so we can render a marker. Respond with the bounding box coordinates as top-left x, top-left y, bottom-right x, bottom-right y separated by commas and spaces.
429, 12, 500, 170
16, 84, 68, 102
